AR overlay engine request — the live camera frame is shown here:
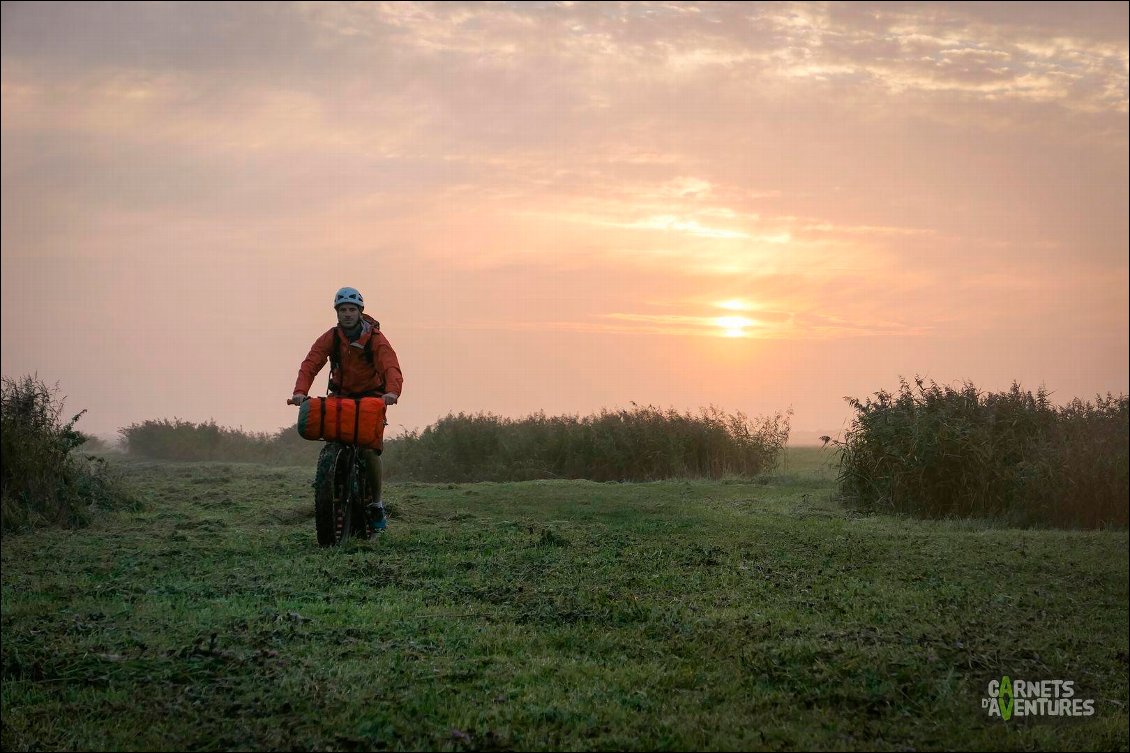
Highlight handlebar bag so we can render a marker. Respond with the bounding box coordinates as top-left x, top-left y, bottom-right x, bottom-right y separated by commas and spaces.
297, 397, 387, 450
